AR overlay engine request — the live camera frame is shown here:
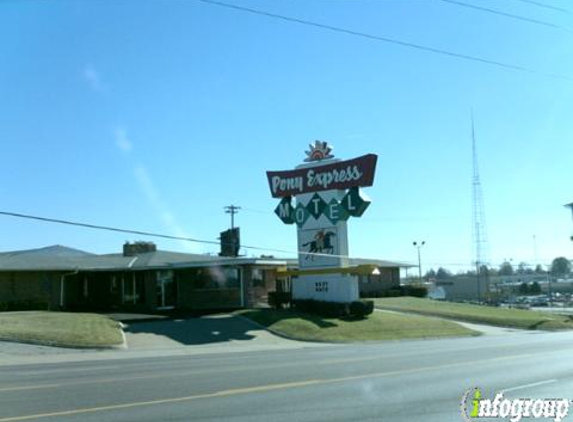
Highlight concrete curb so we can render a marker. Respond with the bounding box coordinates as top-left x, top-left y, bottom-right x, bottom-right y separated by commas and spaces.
0, 336, 125, 350
117, 322, 128, 350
